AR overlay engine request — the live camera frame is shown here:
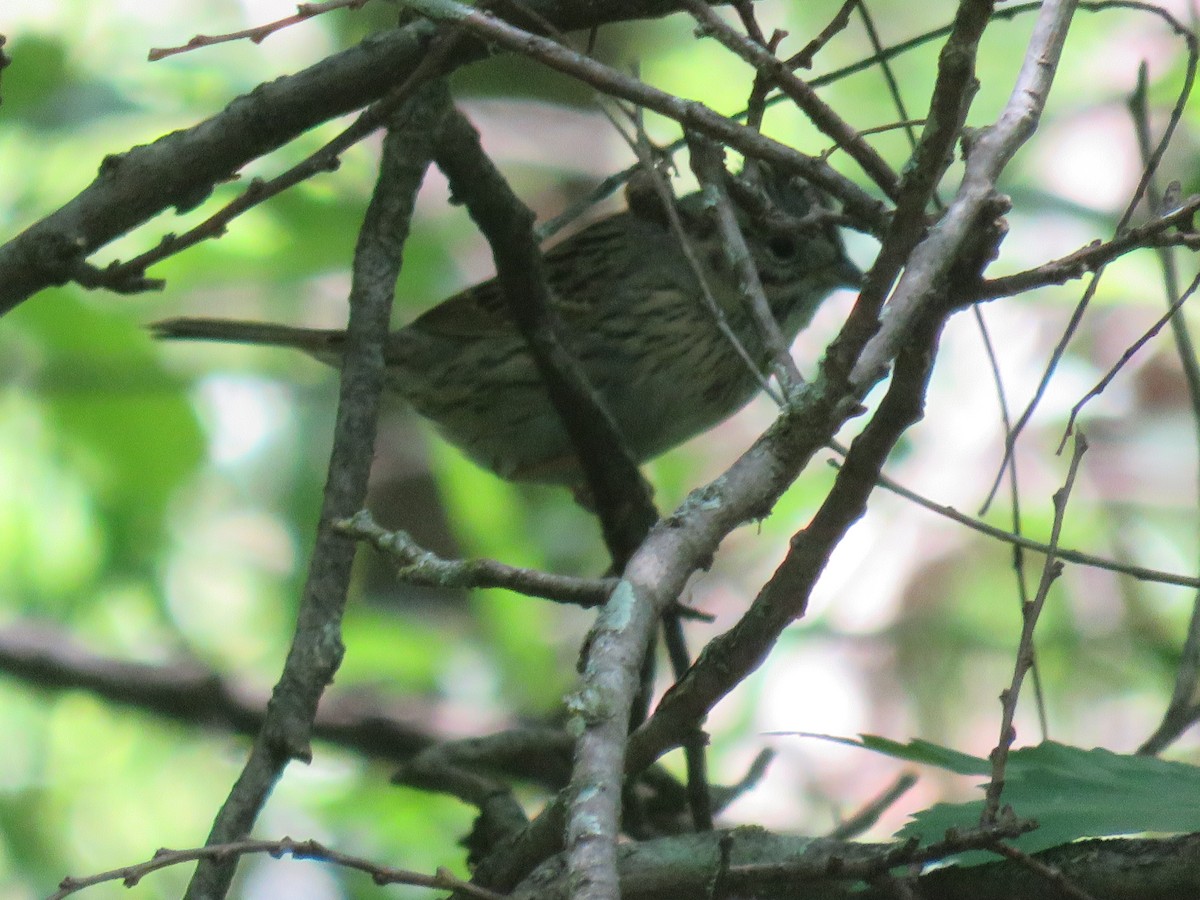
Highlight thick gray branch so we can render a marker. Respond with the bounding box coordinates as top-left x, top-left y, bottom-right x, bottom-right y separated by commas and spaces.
0, 1, 742, 316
